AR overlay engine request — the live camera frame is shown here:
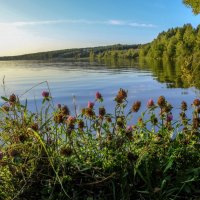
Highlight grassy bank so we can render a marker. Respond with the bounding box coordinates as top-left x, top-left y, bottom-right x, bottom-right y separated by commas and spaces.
0, 89, 200, 199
